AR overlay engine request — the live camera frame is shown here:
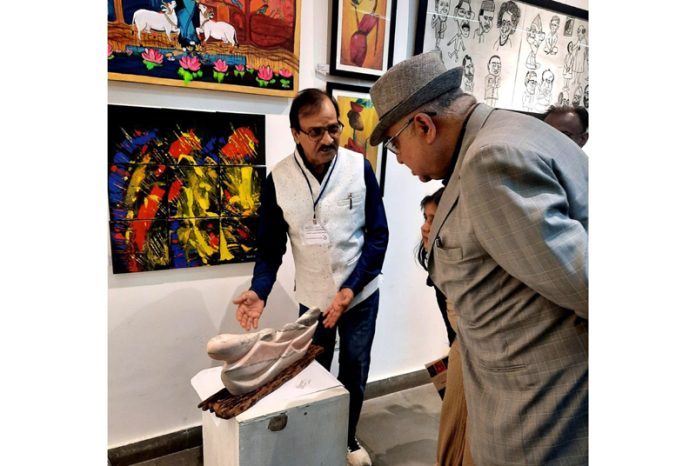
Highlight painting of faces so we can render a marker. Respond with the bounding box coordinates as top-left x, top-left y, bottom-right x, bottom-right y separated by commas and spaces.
418, 0, 588, 113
